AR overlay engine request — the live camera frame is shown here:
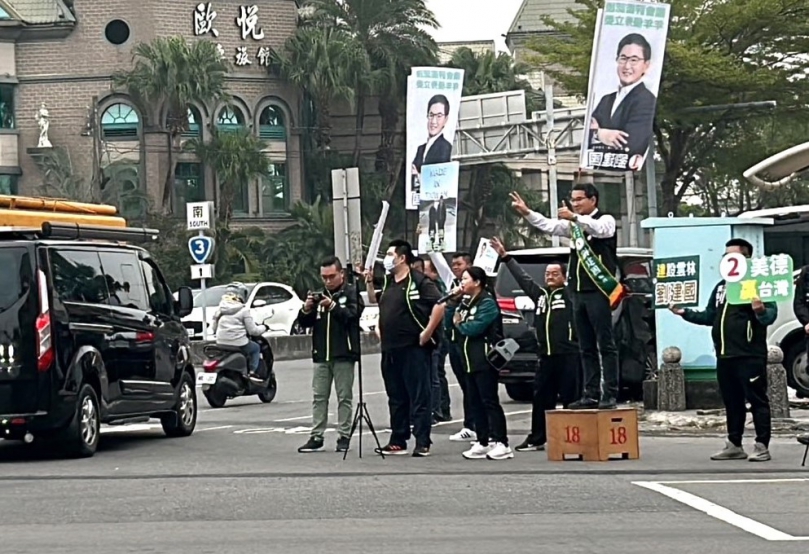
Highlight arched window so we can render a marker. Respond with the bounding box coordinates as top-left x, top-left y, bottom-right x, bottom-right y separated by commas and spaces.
182, 106, 202, 139
259, 105, 285, 140
101, 103, 139, 139
216, 105, 244, 133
